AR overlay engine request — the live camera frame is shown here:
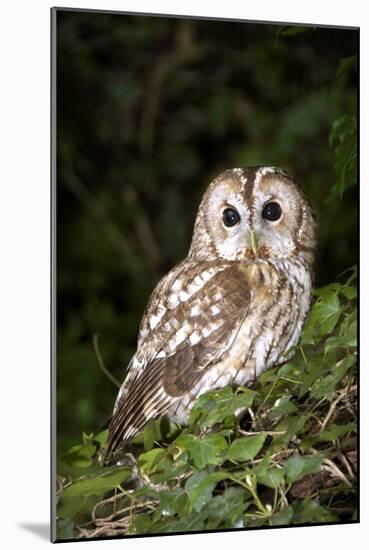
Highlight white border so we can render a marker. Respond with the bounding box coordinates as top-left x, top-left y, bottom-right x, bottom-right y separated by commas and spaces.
0, 1, 366, 548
